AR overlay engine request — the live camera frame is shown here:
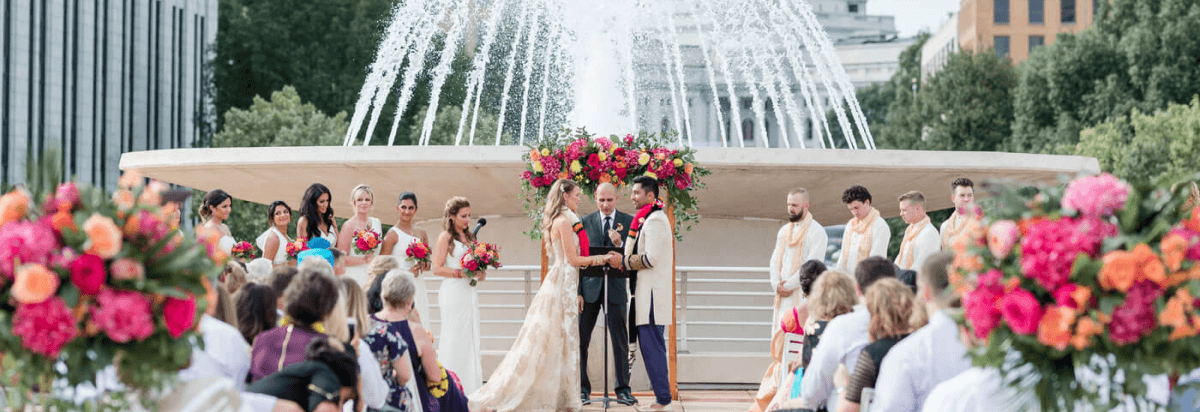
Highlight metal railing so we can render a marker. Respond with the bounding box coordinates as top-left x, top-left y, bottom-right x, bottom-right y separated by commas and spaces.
420, 265, 775, 354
